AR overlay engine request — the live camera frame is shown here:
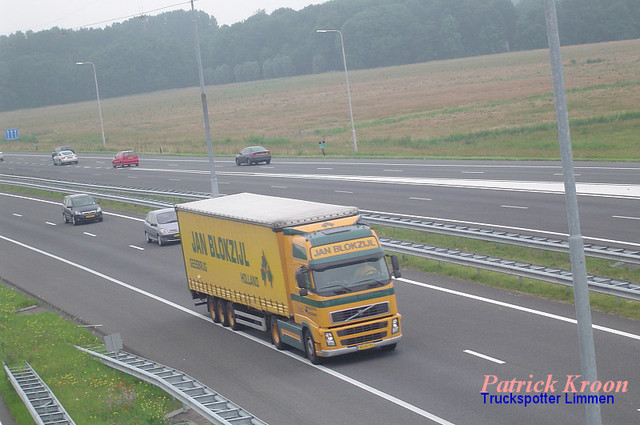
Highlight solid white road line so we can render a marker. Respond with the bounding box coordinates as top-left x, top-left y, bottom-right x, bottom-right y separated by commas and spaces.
399, 277, 640, 342
0, 233, 455, 425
